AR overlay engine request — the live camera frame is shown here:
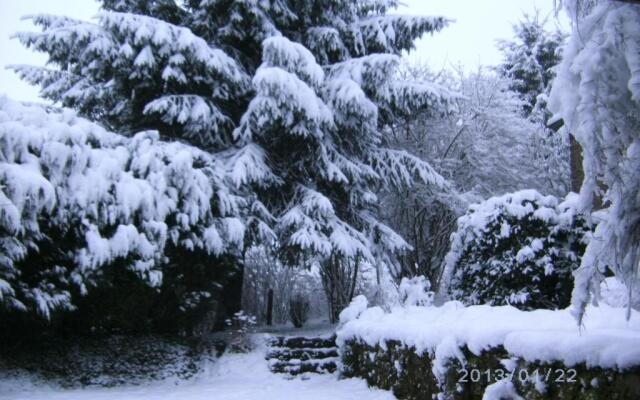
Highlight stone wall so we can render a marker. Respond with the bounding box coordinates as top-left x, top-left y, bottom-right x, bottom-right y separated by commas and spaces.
340, 339, 640, 399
